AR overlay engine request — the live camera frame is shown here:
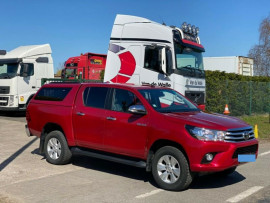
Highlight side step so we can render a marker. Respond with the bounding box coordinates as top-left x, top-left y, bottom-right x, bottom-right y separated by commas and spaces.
71, 147, 146, 168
